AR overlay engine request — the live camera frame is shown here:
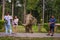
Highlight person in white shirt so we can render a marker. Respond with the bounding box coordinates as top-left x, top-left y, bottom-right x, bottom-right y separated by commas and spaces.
12, 16, 19, 32
4, 12, 12, 34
